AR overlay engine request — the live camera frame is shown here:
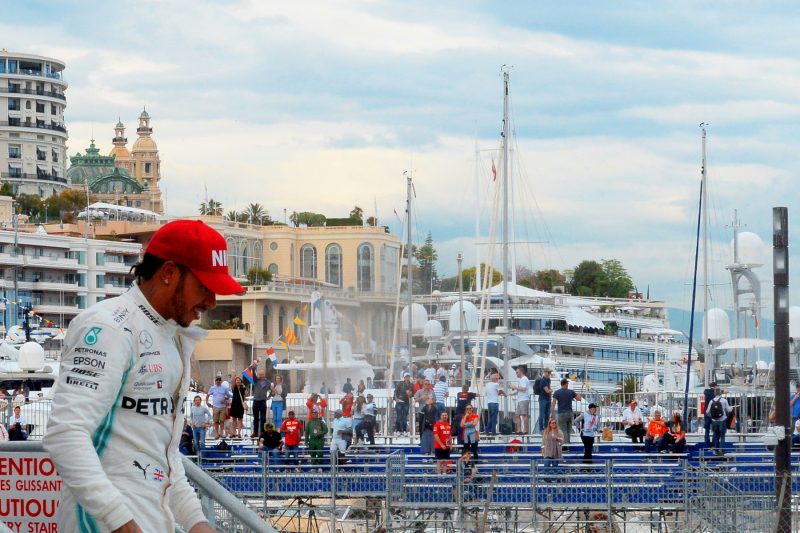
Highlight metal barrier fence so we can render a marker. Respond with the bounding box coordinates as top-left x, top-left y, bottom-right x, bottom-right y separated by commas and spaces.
199, 443, 797, 533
